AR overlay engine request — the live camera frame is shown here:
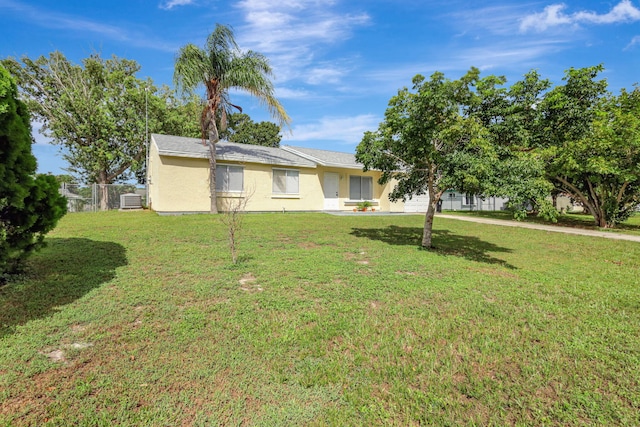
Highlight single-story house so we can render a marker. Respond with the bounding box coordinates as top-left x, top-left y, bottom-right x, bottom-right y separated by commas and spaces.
440, 190, 509, 212
147, 134, 405, 214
